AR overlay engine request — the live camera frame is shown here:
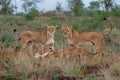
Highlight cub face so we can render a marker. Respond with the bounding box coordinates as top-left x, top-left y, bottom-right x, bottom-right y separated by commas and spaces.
61, 26, 72, 38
